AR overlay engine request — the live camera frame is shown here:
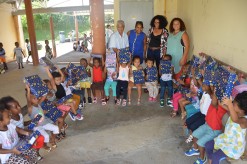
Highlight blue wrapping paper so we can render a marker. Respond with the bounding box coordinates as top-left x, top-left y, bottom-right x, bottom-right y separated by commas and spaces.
27, 114, 42, 130
41, 101, 63, 123
40, 57, 56, 72
133, 70, 145, 84
67, 64, 88, 85
106, 52, 116, 67
215, 66, 237, 100
75, 66, 88, 80
146, 67, 158, 82
16, 130, 41, 151
178, 86, 190, 94
119, 48, 130, 63
57, 94, 73, 104
190, 55, 200, 68
195, 67, 202, 79
24, 75, 49, 98
160, 60, 172, 74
